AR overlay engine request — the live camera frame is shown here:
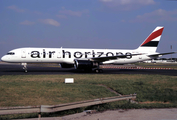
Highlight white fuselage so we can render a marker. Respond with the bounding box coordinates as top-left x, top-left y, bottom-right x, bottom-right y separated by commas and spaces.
1, 47, 153, 65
